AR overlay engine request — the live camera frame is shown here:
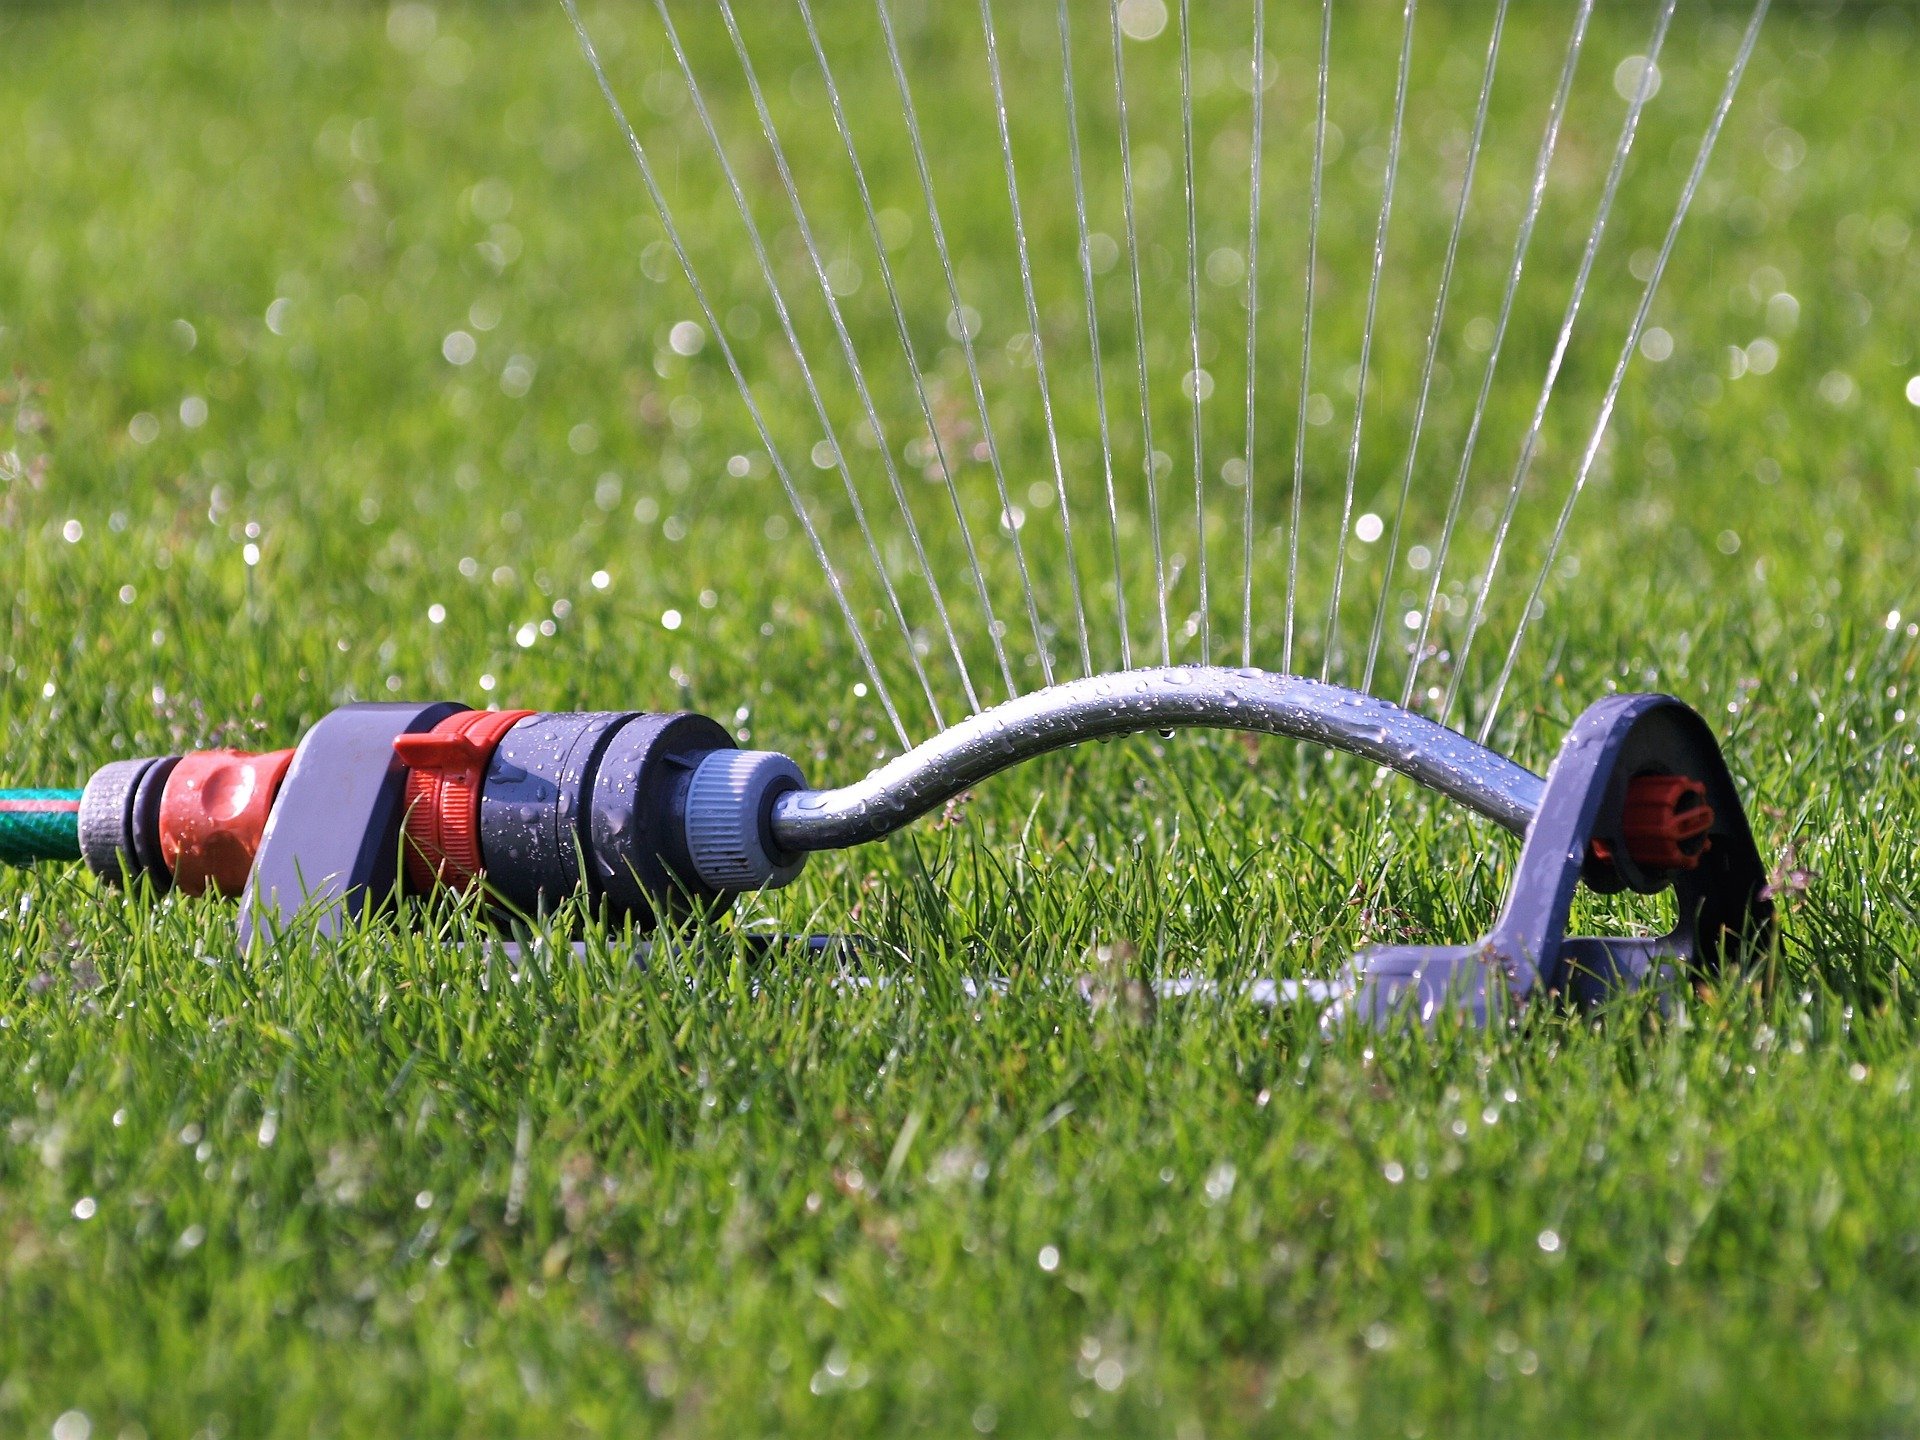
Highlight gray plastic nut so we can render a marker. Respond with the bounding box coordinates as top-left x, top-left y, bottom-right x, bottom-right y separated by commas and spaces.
78, 757, 164, 884
584, 711, 732, 922
683, 749, 807, 892
478, 711, 631, 917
